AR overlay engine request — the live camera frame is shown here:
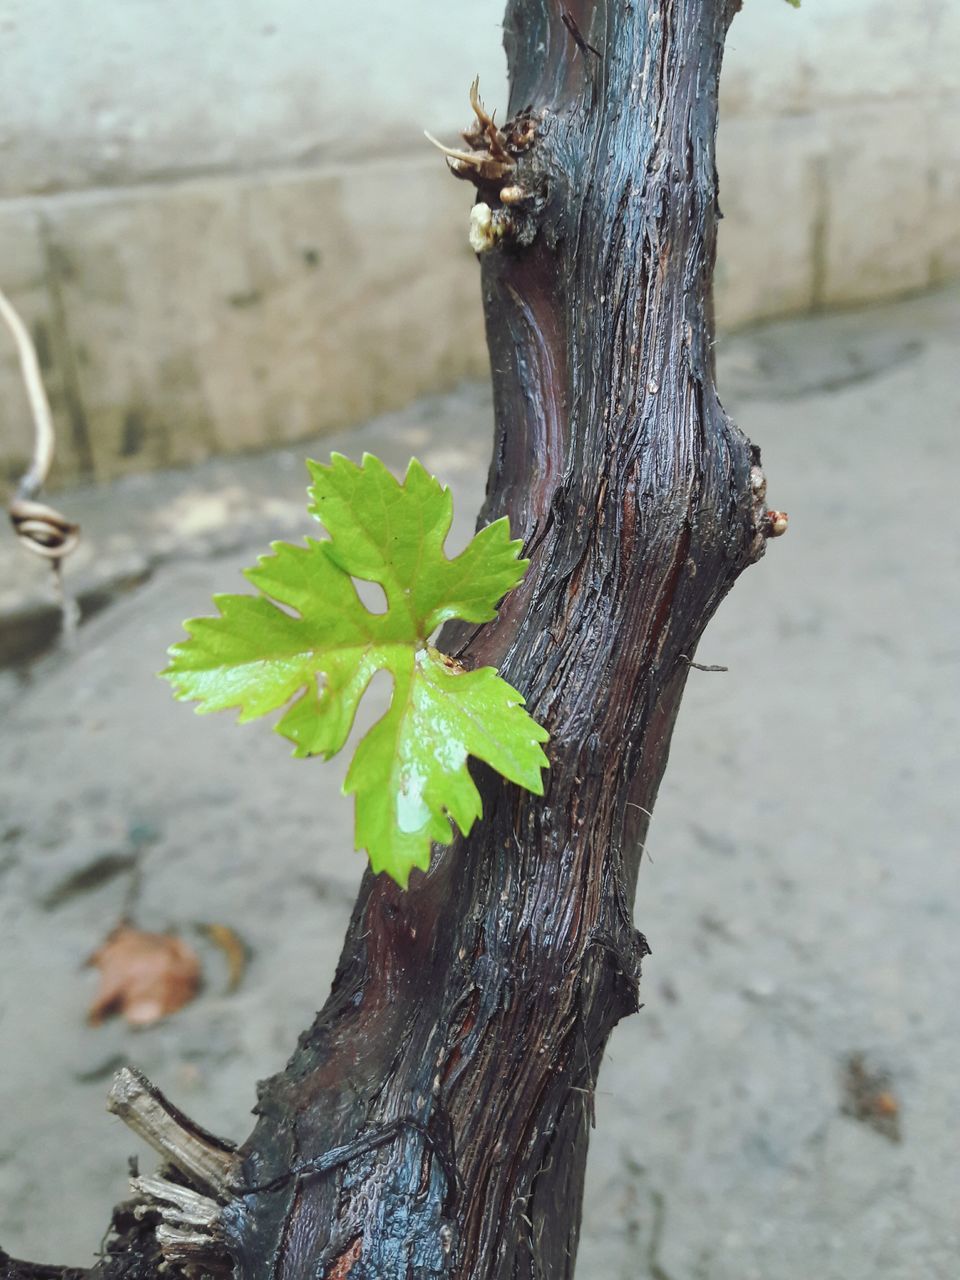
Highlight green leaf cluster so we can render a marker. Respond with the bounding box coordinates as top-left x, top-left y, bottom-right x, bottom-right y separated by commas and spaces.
163, 454, 549, 885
